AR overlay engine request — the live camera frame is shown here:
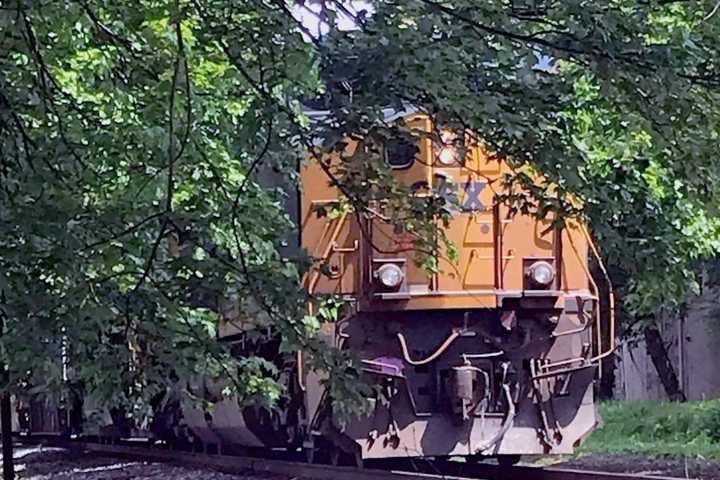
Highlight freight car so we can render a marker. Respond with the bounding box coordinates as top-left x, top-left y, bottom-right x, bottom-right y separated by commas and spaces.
182, 110, 615, 466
